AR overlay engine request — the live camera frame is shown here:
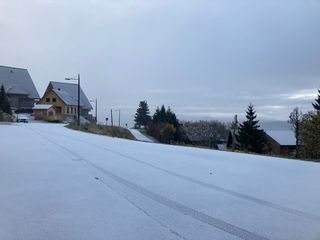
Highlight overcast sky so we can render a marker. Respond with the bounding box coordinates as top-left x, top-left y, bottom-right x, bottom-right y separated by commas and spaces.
1, 0, 319, 126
